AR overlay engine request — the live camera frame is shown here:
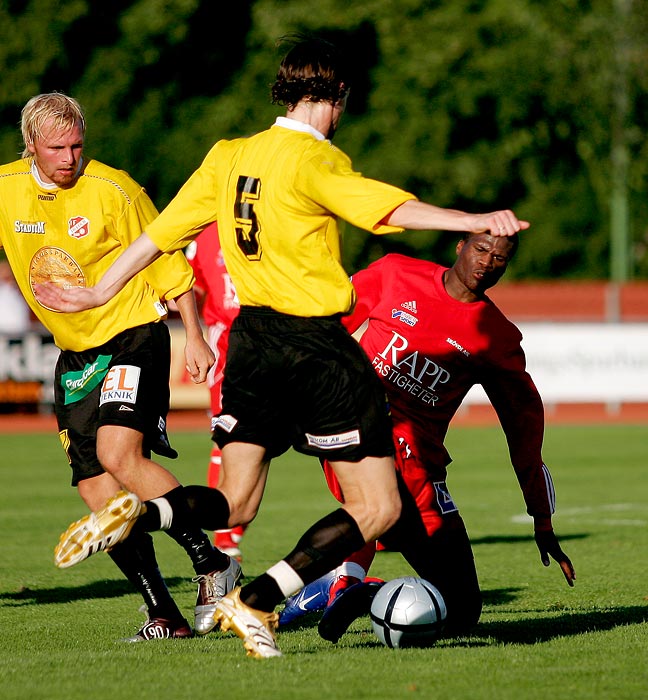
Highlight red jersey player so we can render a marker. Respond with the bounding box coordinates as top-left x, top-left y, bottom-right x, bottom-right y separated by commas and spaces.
185, 222, 244, 559
281, 231, 575, 637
